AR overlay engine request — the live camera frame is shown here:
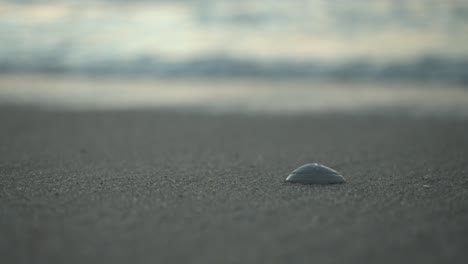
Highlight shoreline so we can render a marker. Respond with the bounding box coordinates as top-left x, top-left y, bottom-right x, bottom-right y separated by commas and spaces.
1, 74, 468, 118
